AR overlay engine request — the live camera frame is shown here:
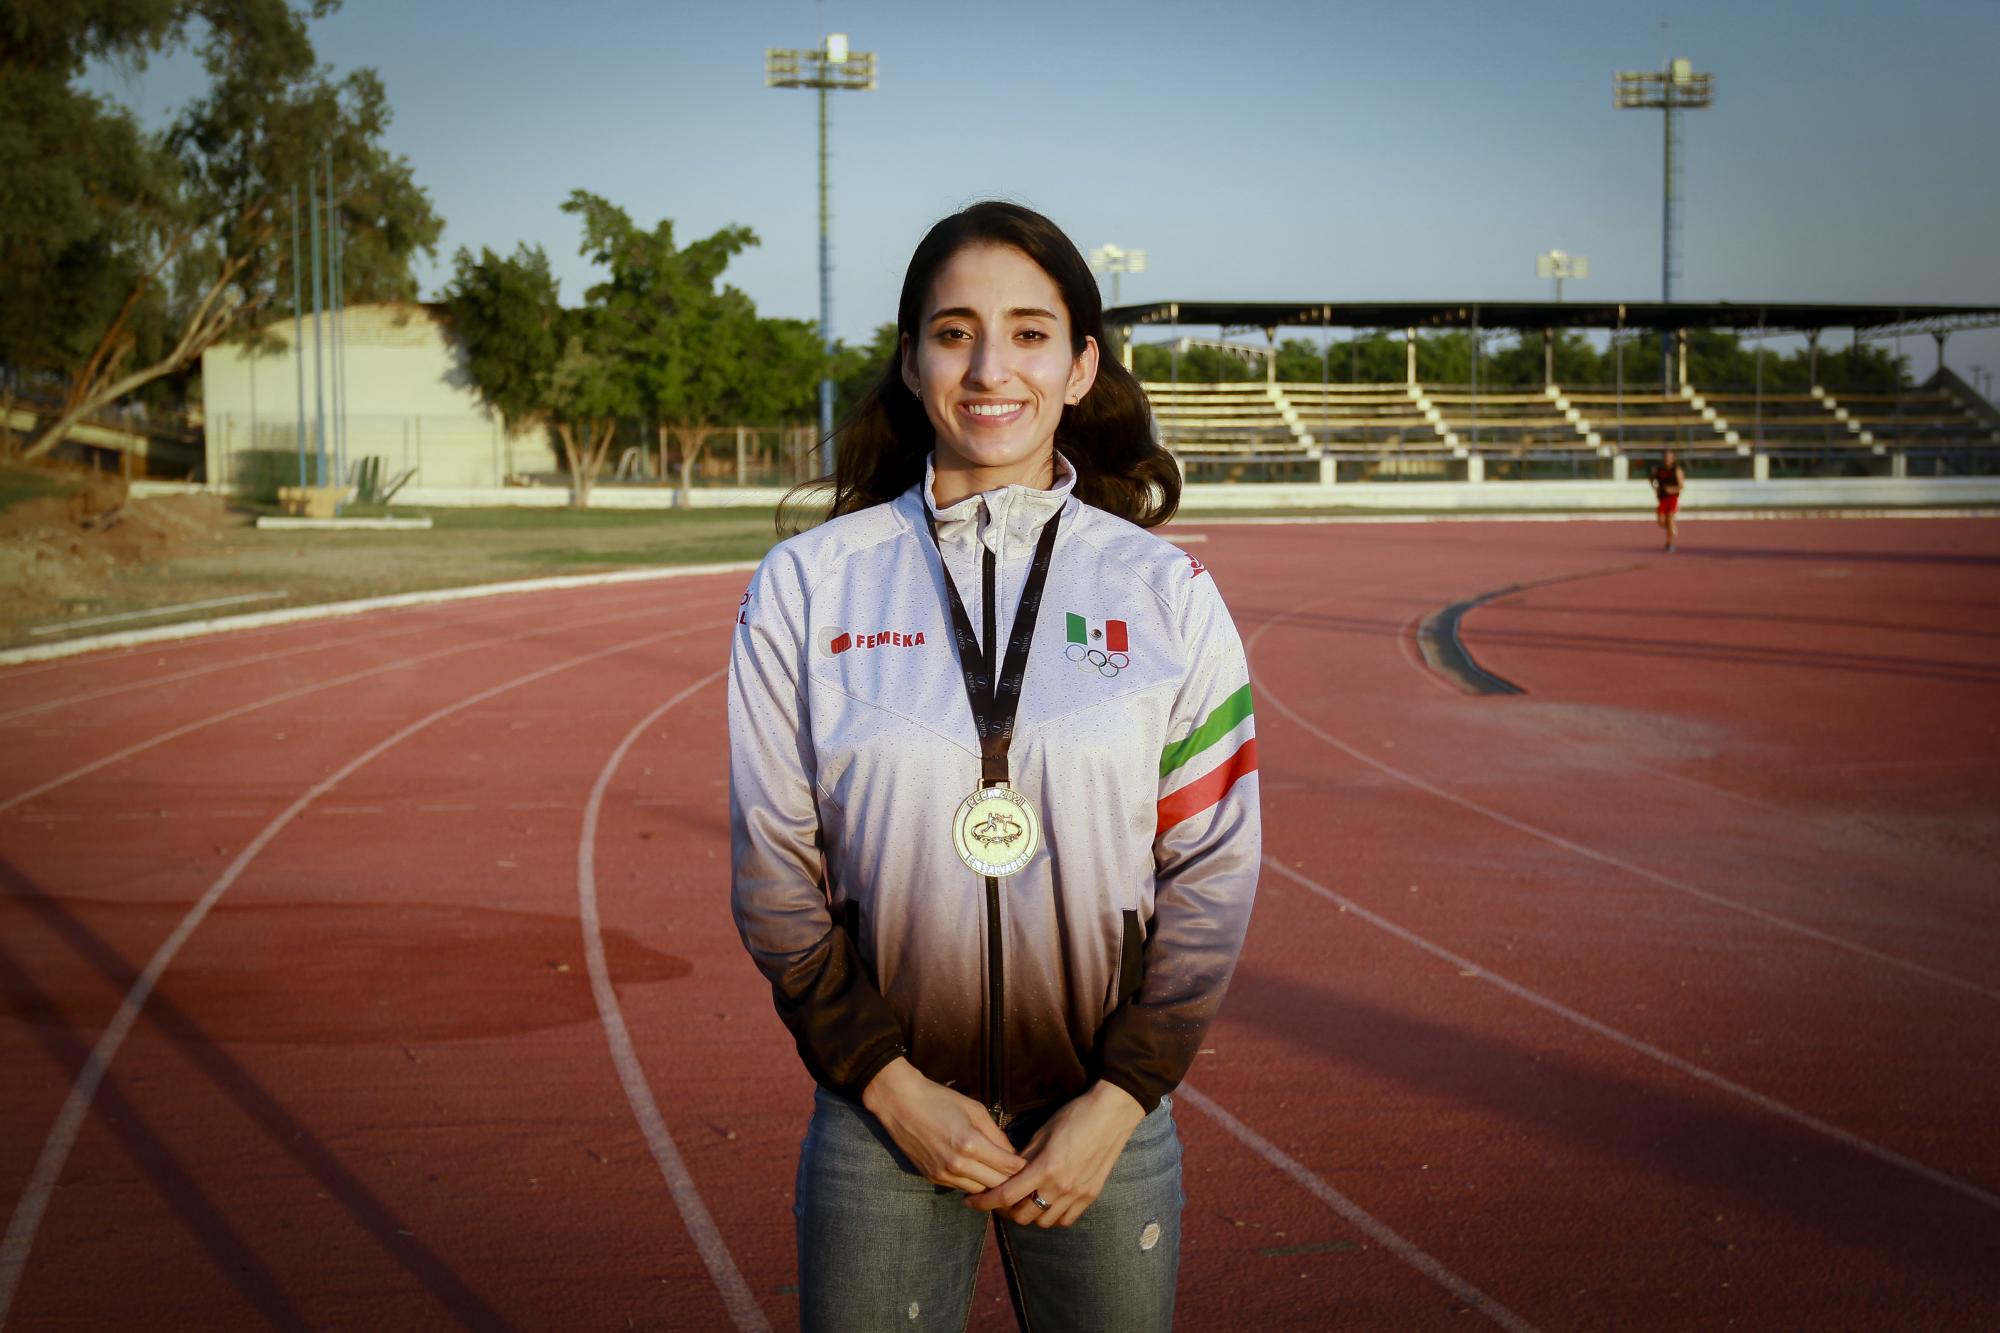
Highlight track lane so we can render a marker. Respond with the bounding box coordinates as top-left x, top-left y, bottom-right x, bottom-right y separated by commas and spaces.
2, 583, 747, 1327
